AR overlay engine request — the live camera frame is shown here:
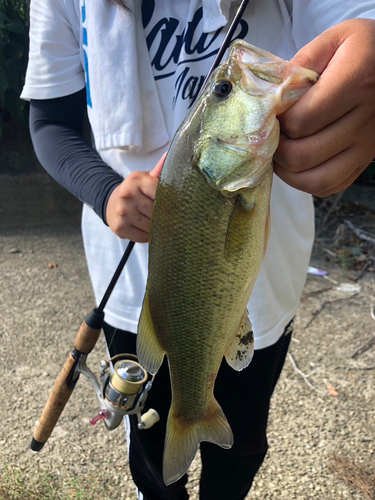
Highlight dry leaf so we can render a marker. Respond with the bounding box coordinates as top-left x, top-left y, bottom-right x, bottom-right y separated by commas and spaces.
327, 385, 339, 397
